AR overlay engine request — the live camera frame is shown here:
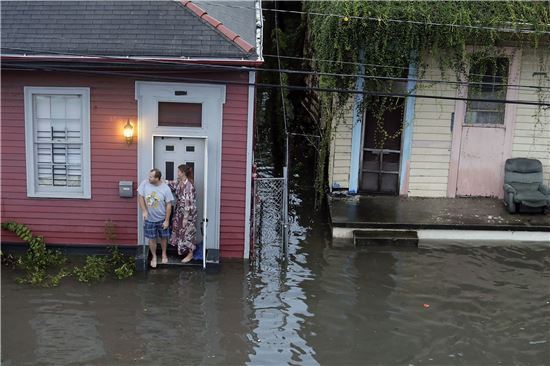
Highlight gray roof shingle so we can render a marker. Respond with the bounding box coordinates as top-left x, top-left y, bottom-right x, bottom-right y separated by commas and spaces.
1, 1, 257, 59
193, 1, 256, 47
